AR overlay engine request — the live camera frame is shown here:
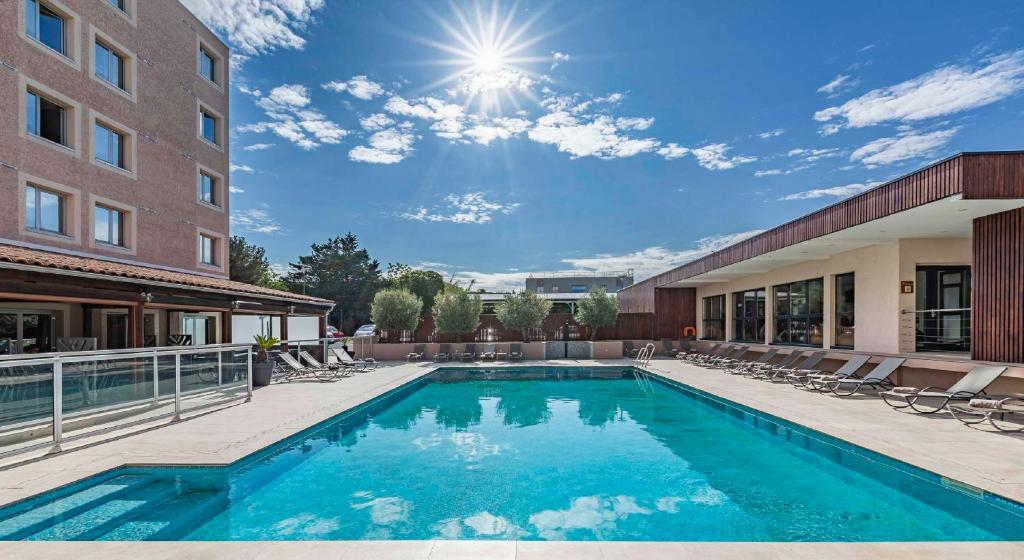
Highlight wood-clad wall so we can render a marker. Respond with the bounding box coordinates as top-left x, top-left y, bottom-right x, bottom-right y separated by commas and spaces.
653, 288, 696, 339
963, 152, 1024, 199
973, 208, 1024, 364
